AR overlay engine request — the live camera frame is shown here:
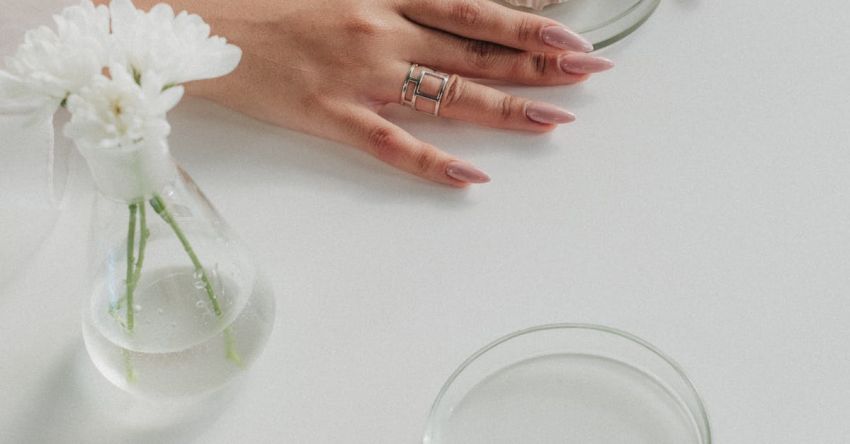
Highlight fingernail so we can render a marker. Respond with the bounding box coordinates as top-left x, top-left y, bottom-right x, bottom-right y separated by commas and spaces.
559, 53, 615, 74
526, 102, 576, 125
541, 26, 593, 52
446, 161, 491, 184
